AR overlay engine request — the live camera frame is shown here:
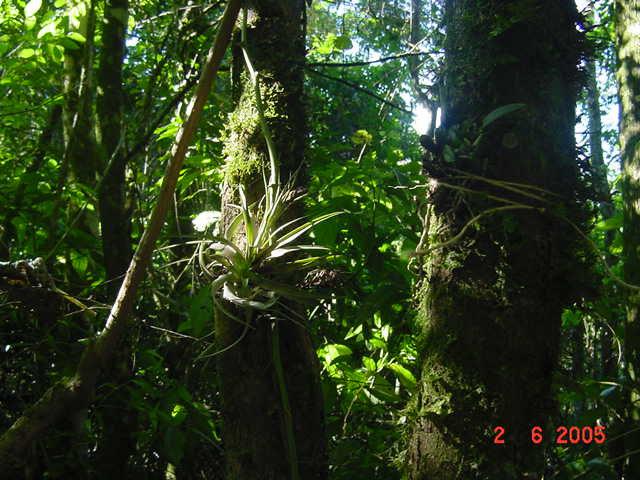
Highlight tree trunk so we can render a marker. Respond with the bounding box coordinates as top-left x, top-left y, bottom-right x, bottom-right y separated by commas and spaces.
585, 26, 625, 476
97, 0, 132, 288
407, 1, 586, 478
215, 2, 327, 479
93, 0, 136, 476
586, 52, 617, 380
61, 0, 98, 187
616, 0, 640, 476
